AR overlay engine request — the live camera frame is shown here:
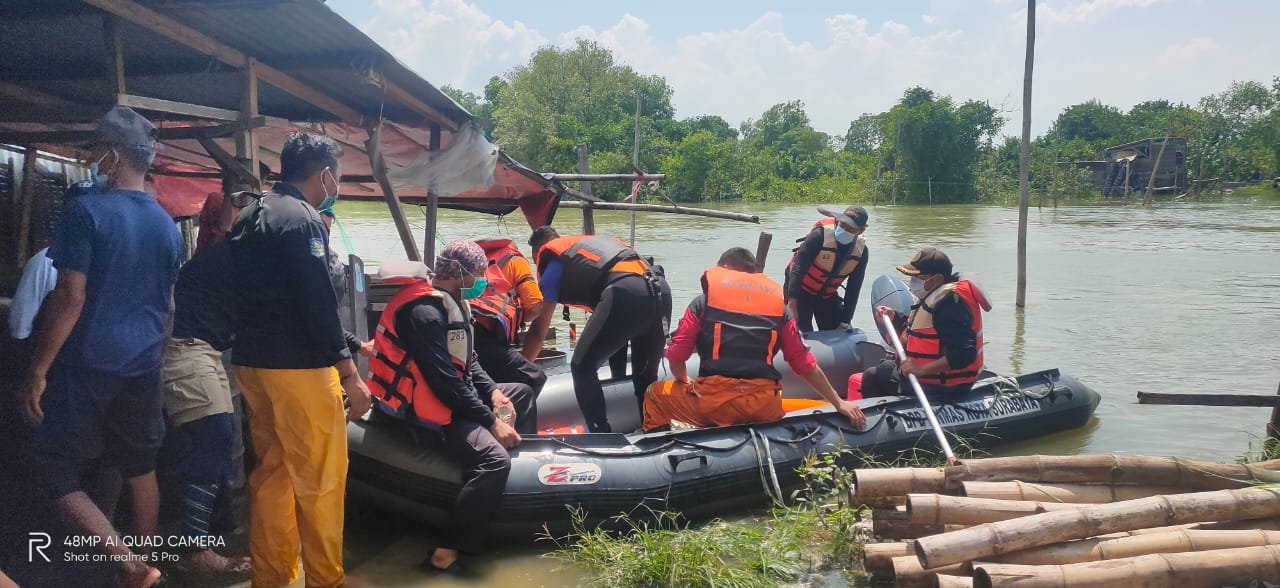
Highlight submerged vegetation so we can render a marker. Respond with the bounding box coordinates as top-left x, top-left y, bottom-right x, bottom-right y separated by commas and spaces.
444, 41, 1280, 205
